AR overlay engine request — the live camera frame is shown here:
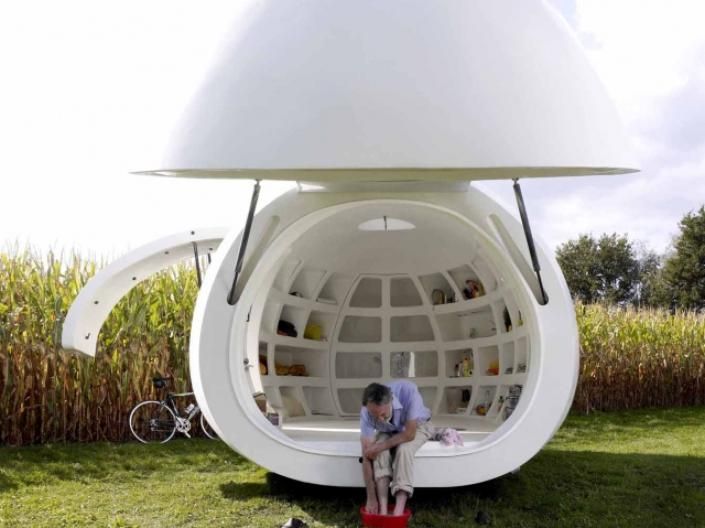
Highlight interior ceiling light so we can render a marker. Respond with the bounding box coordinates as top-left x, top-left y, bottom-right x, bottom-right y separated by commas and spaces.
358, 216, 416, 232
